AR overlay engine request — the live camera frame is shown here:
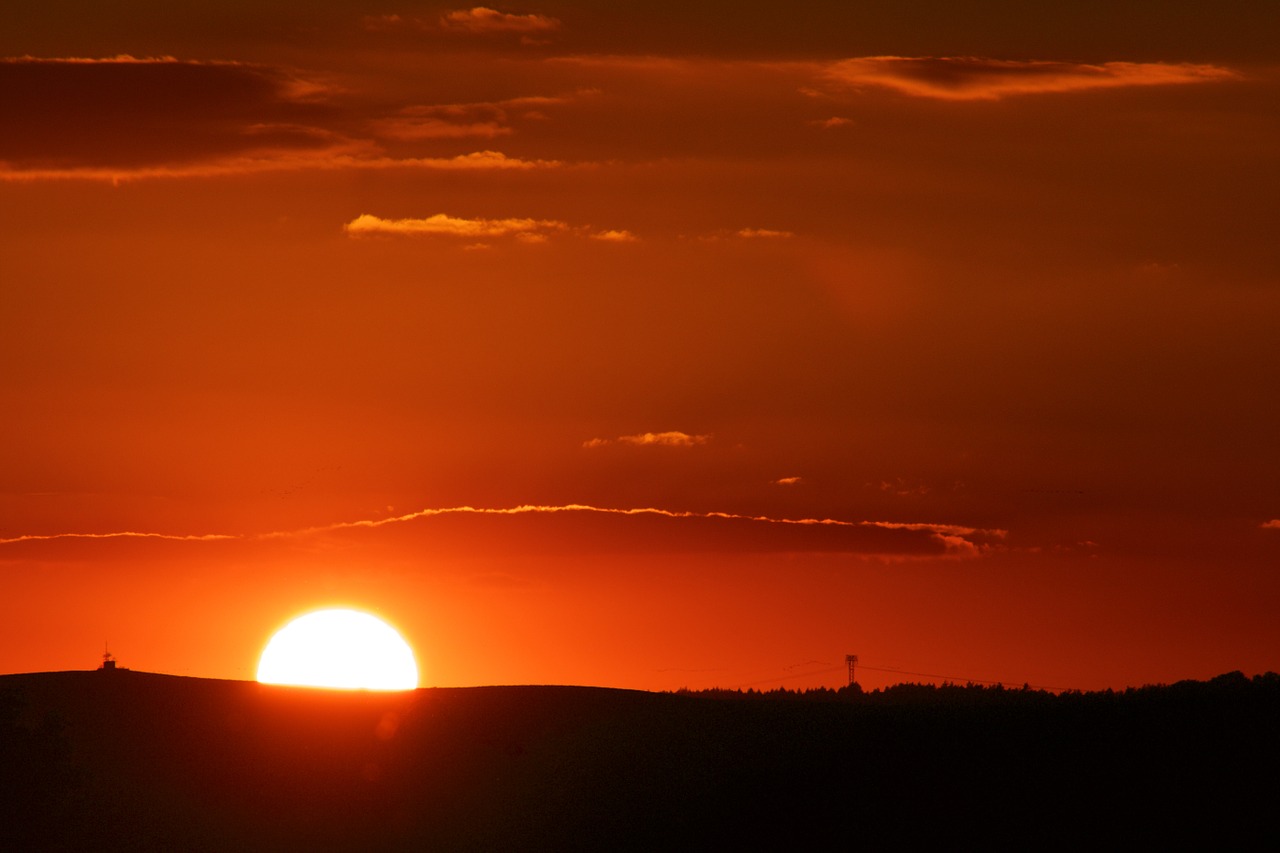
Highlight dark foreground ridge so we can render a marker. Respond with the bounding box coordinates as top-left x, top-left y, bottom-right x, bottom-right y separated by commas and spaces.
3, 670, 1277, 850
